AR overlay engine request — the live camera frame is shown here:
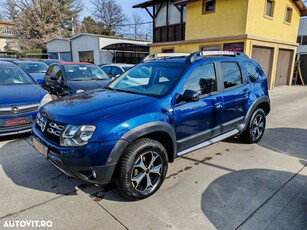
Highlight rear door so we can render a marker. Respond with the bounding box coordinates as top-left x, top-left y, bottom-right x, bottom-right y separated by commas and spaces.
218, 61, 250, 133
173, 63, 223, 151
